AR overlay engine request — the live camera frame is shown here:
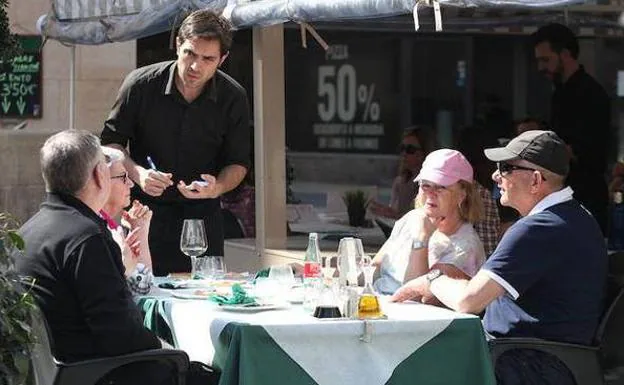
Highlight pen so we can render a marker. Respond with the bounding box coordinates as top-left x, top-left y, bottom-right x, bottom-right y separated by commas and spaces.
146, 156, 157, 171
